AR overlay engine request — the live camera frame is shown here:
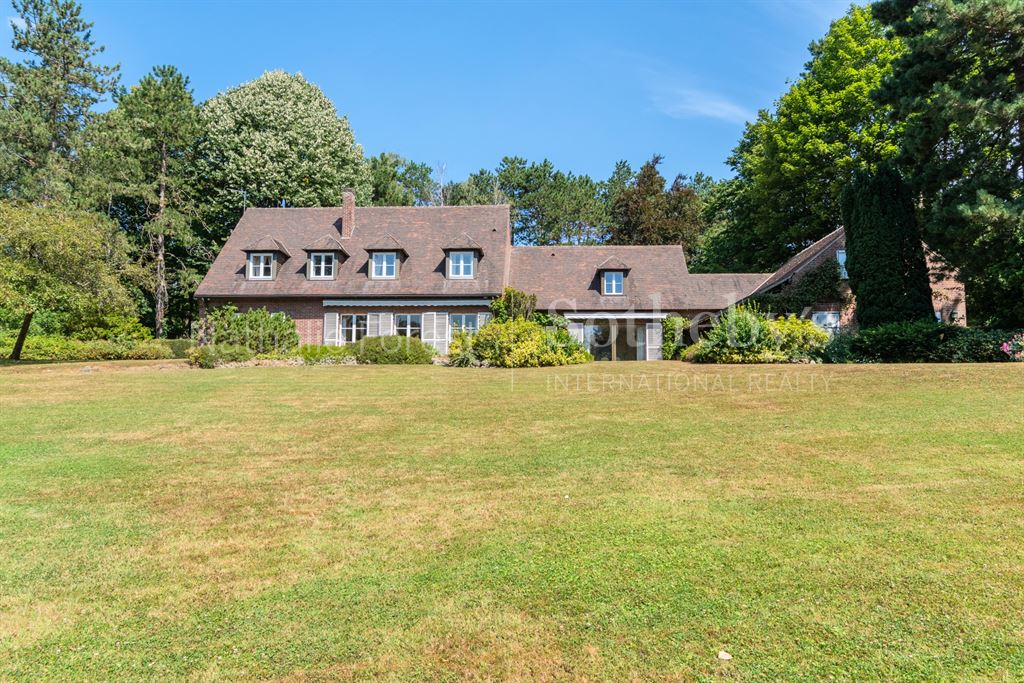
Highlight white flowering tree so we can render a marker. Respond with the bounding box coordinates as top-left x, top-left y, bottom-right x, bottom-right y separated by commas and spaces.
194, 71, 370, 240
